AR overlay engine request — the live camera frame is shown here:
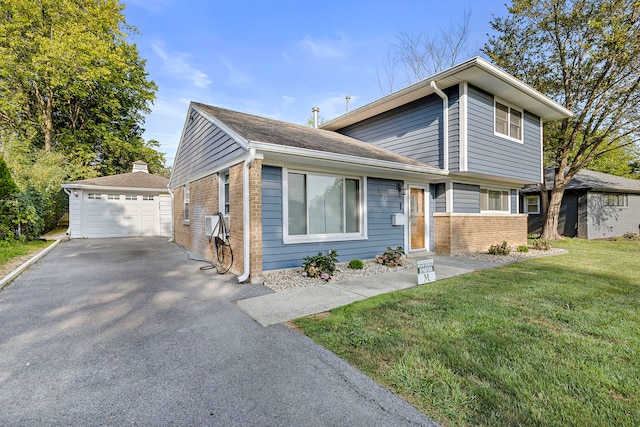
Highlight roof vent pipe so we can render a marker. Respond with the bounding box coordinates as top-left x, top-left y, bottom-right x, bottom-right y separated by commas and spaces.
346, 96, 351, 112
312, 107, 320, 129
